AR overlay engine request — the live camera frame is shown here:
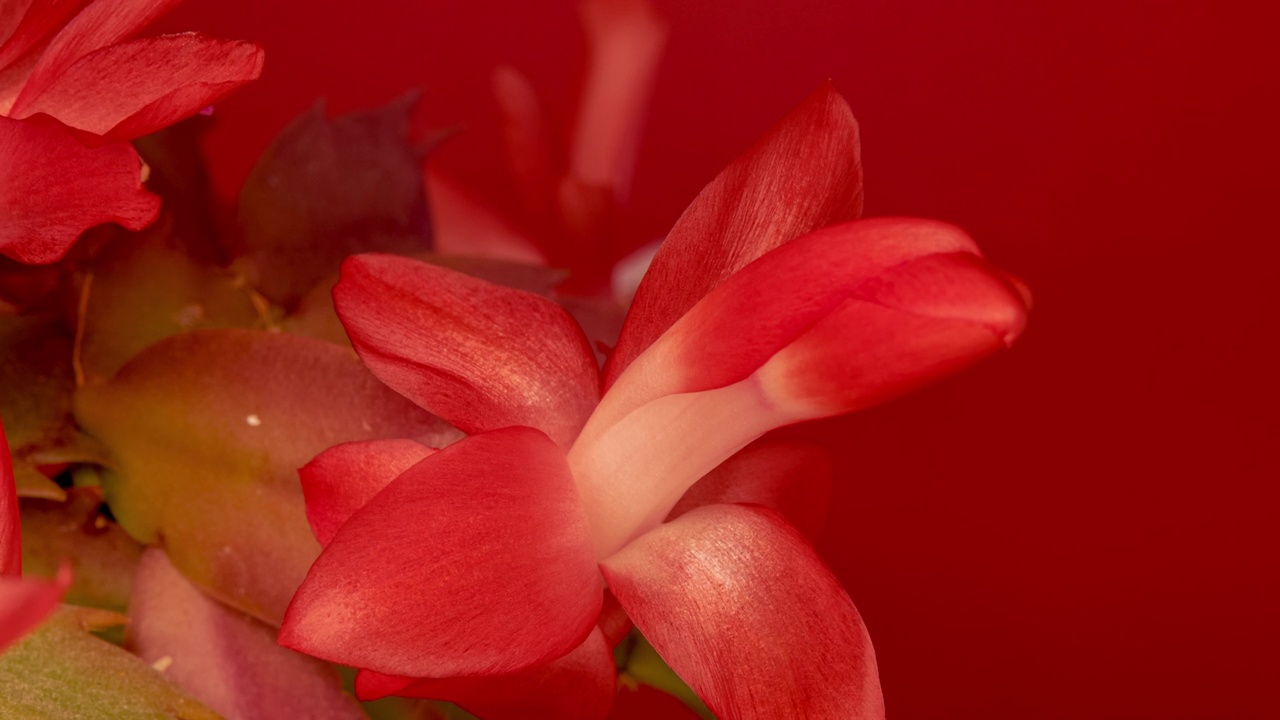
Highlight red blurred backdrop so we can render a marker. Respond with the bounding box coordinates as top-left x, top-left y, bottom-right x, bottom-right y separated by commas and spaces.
159, 1, 1279, 717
